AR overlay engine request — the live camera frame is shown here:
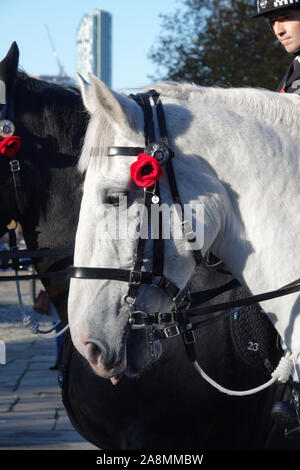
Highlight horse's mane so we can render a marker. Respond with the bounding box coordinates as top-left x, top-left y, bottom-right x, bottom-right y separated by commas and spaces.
78, 80, 300, 173
144, 81, 300, 133
15, 71, 88, 156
